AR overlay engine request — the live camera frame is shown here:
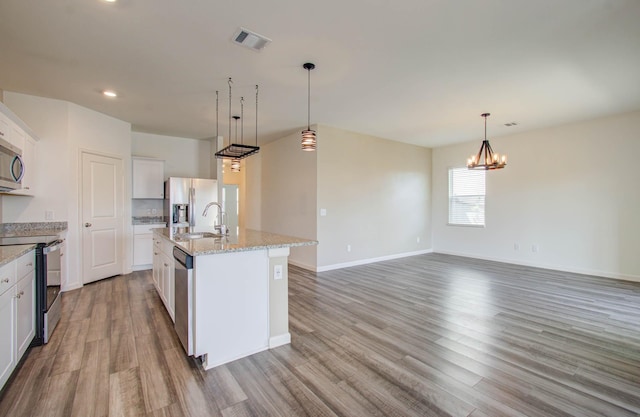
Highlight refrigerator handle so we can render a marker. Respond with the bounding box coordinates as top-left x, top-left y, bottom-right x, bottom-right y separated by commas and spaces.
189, 187, 195, 227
